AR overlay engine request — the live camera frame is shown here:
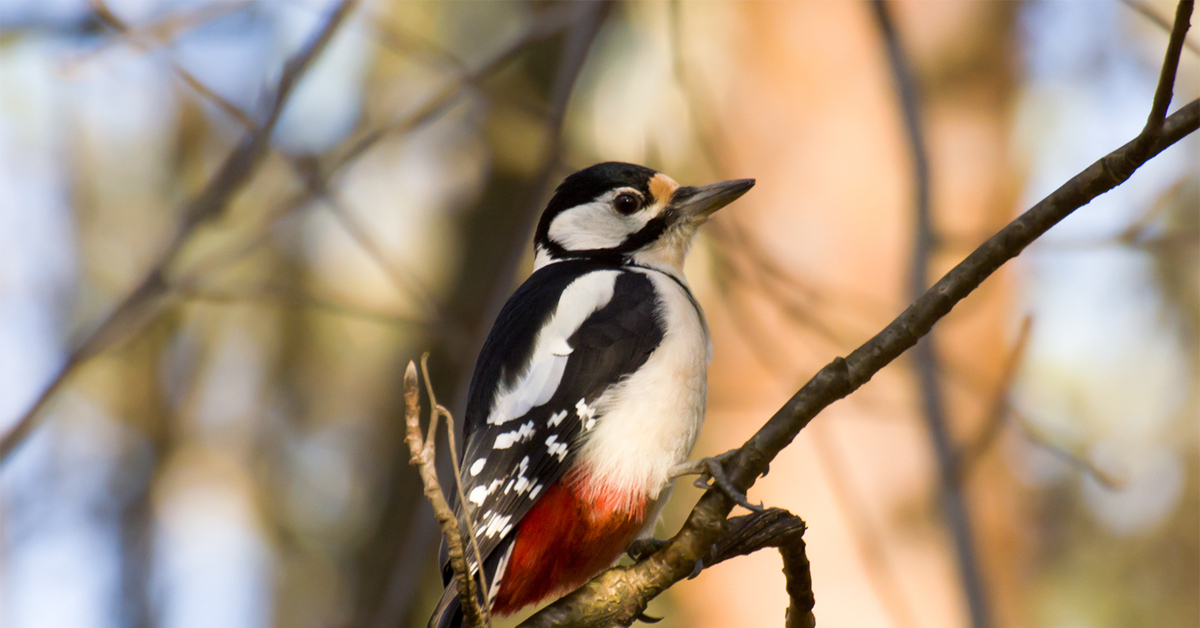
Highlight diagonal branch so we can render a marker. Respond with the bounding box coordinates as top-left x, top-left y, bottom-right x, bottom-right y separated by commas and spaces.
0, 0, 359, 465
517, 2, 1195, 625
